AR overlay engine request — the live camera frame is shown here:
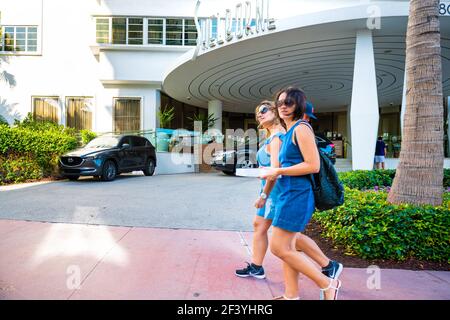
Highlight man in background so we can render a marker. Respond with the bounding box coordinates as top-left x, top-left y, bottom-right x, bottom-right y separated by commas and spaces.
374, 136, 388, 169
